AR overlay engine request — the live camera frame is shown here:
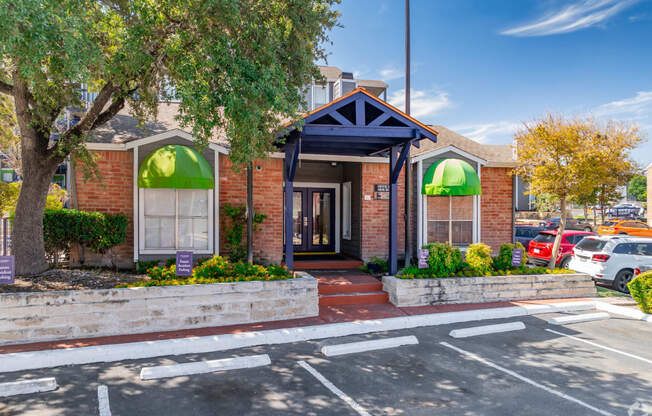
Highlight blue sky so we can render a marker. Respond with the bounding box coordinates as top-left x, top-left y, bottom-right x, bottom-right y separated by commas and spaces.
321, 0, 652, 166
